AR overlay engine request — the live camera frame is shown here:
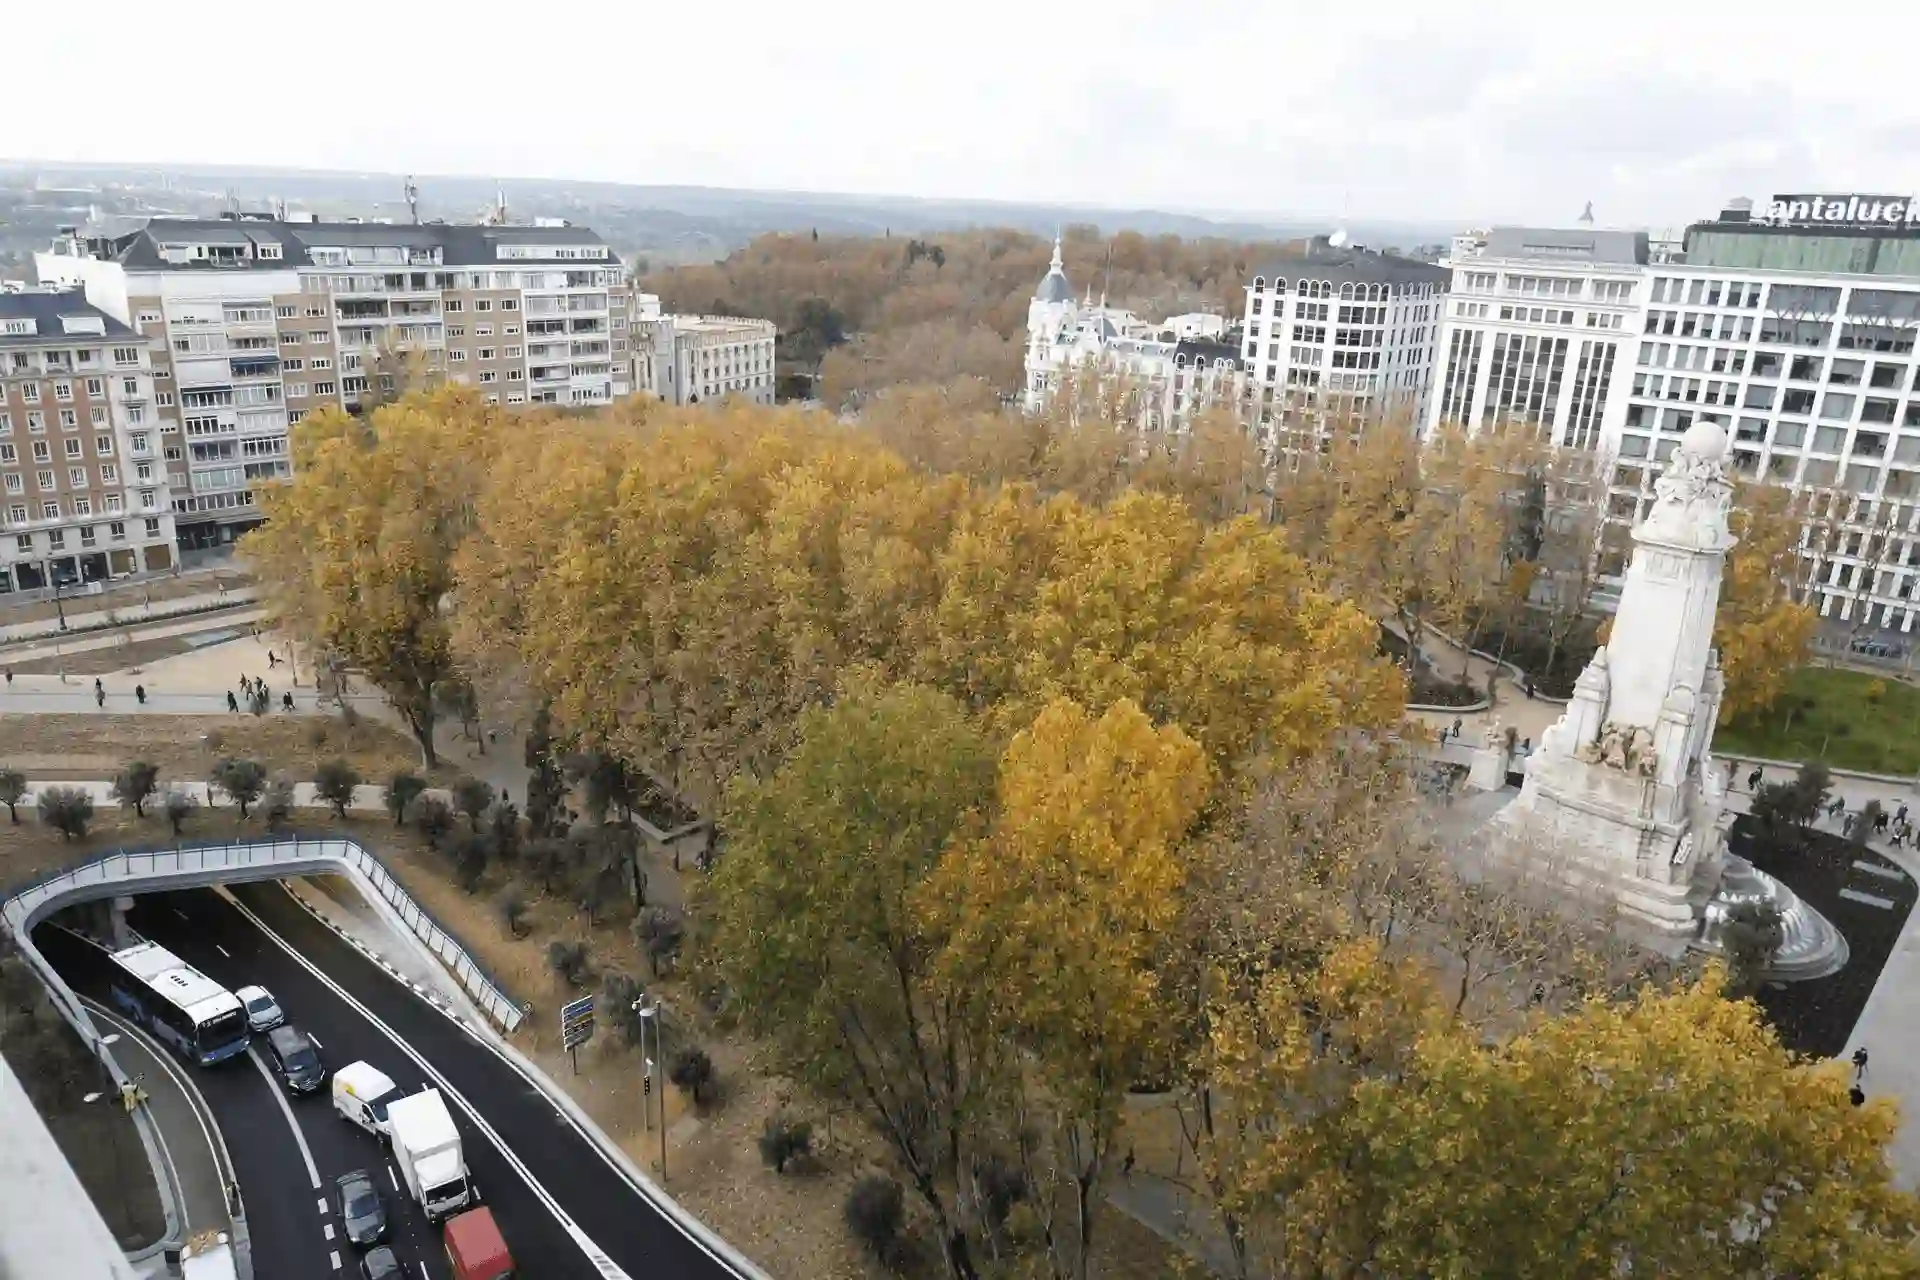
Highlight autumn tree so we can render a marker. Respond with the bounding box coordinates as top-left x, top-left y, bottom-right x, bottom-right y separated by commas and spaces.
246, 388, 492, 767
1718, 481, 1817, 723
923, 698, 1211, 1280
707, 676, 999, 1279
111, 760, 160, 818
